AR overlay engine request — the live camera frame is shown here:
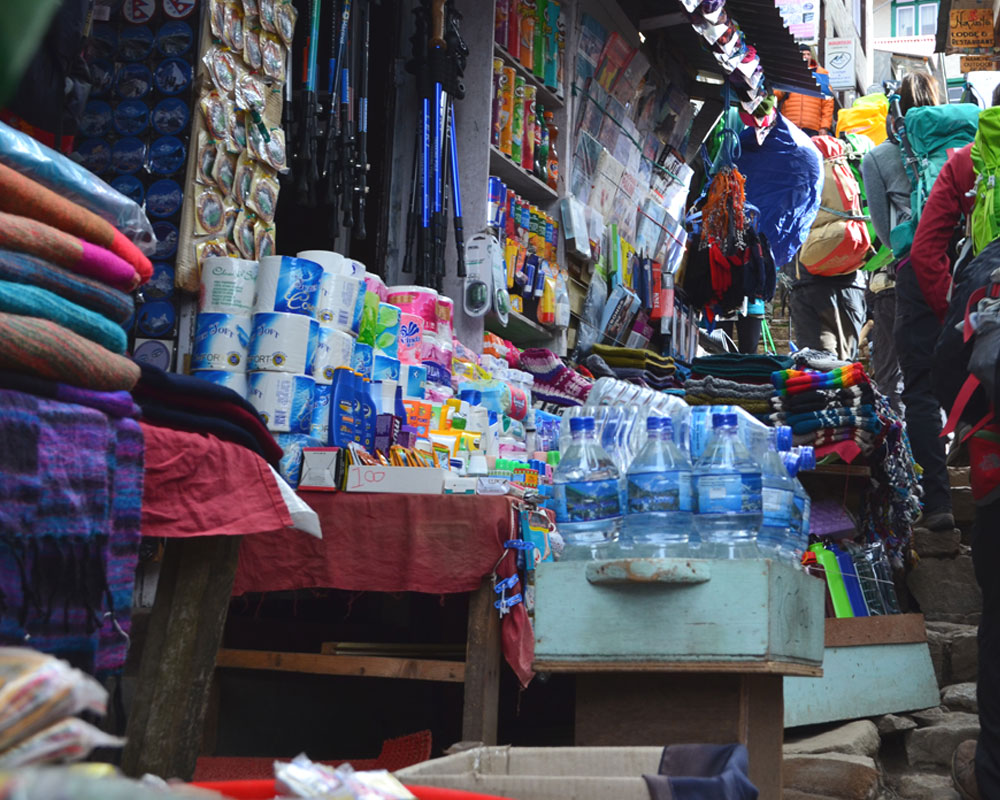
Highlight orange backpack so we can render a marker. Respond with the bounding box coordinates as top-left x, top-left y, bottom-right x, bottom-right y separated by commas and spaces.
799, 135, 872, 276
